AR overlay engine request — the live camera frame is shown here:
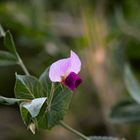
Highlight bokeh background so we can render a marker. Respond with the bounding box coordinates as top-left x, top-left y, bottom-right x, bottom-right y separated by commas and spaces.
0, 0, 140, 140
